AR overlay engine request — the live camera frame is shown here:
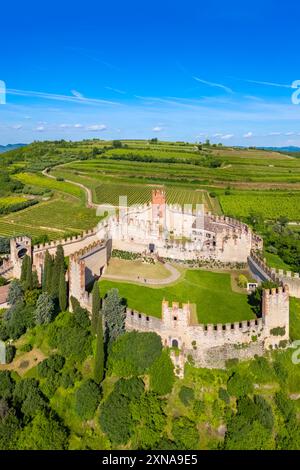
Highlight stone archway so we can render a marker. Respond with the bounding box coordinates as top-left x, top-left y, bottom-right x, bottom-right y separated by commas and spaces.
172, 339, 179, 348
